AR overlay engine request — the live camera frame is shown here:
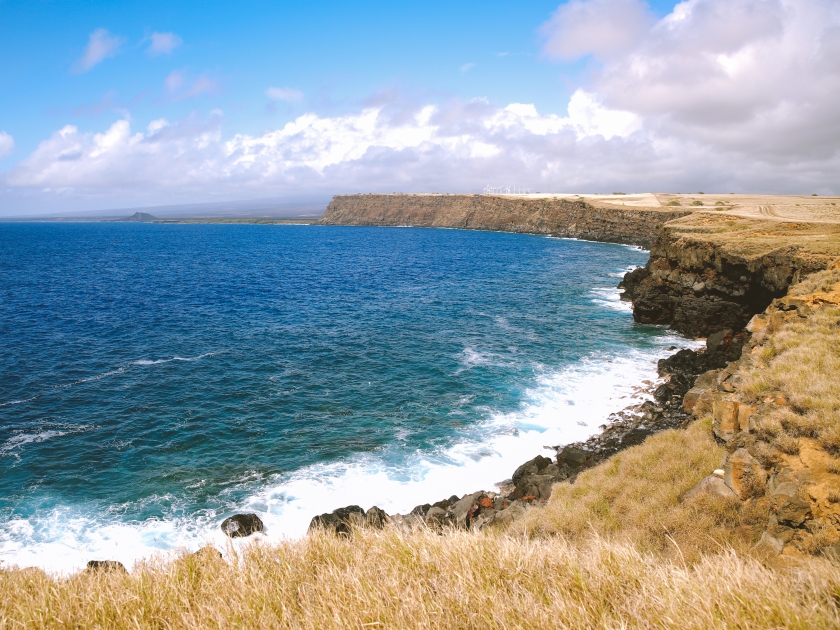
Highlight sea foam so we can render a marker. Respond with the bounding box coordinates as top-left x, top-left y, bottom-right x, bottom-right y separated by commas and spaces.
0, 334, 697, 575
